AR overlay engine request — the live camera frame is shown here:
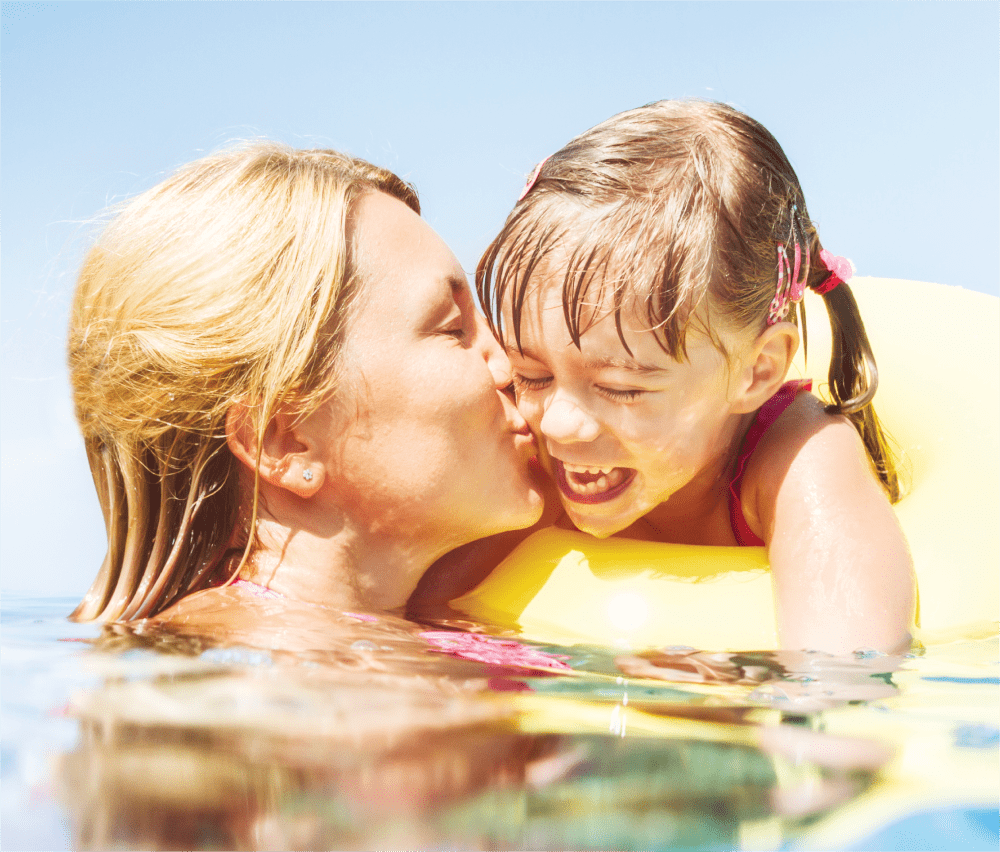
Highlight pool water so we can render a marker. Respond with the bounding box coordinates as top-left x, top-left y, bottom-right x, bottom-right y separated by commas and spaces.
2, 593, 997, 851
